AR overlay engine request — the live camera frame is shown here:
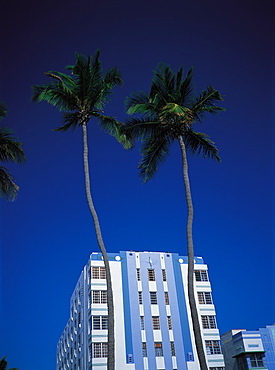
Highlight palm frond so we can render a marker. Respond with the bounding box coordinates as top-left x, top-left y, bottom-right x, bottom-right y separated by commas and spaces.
104, 67, 123, 87
72, 53, 98, 107
96, 114, 133, 149
0, 356, 7, 370
54, 112, 80, 131
125, 91, 153, 116
90, 50, 102, 81
190, 86, 224, 122
32, 84, 76, 112
0, 166, 19, 201
159, 103, 194, 132
0, 103, 7, 120
150, 64, 172, 105
124, 117, 160, 141
154, 64, 174, 95
179, 67, 194, 106
160, 103, 193, 119
182, 130, 220, 161
139, 129, 173, 182
0, 127, 26, 163
175, 66, 184, 92
0, 356, 19, 370
163, 65, 176, 97
88, 51, 102, 94
45, 71, 75, 88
